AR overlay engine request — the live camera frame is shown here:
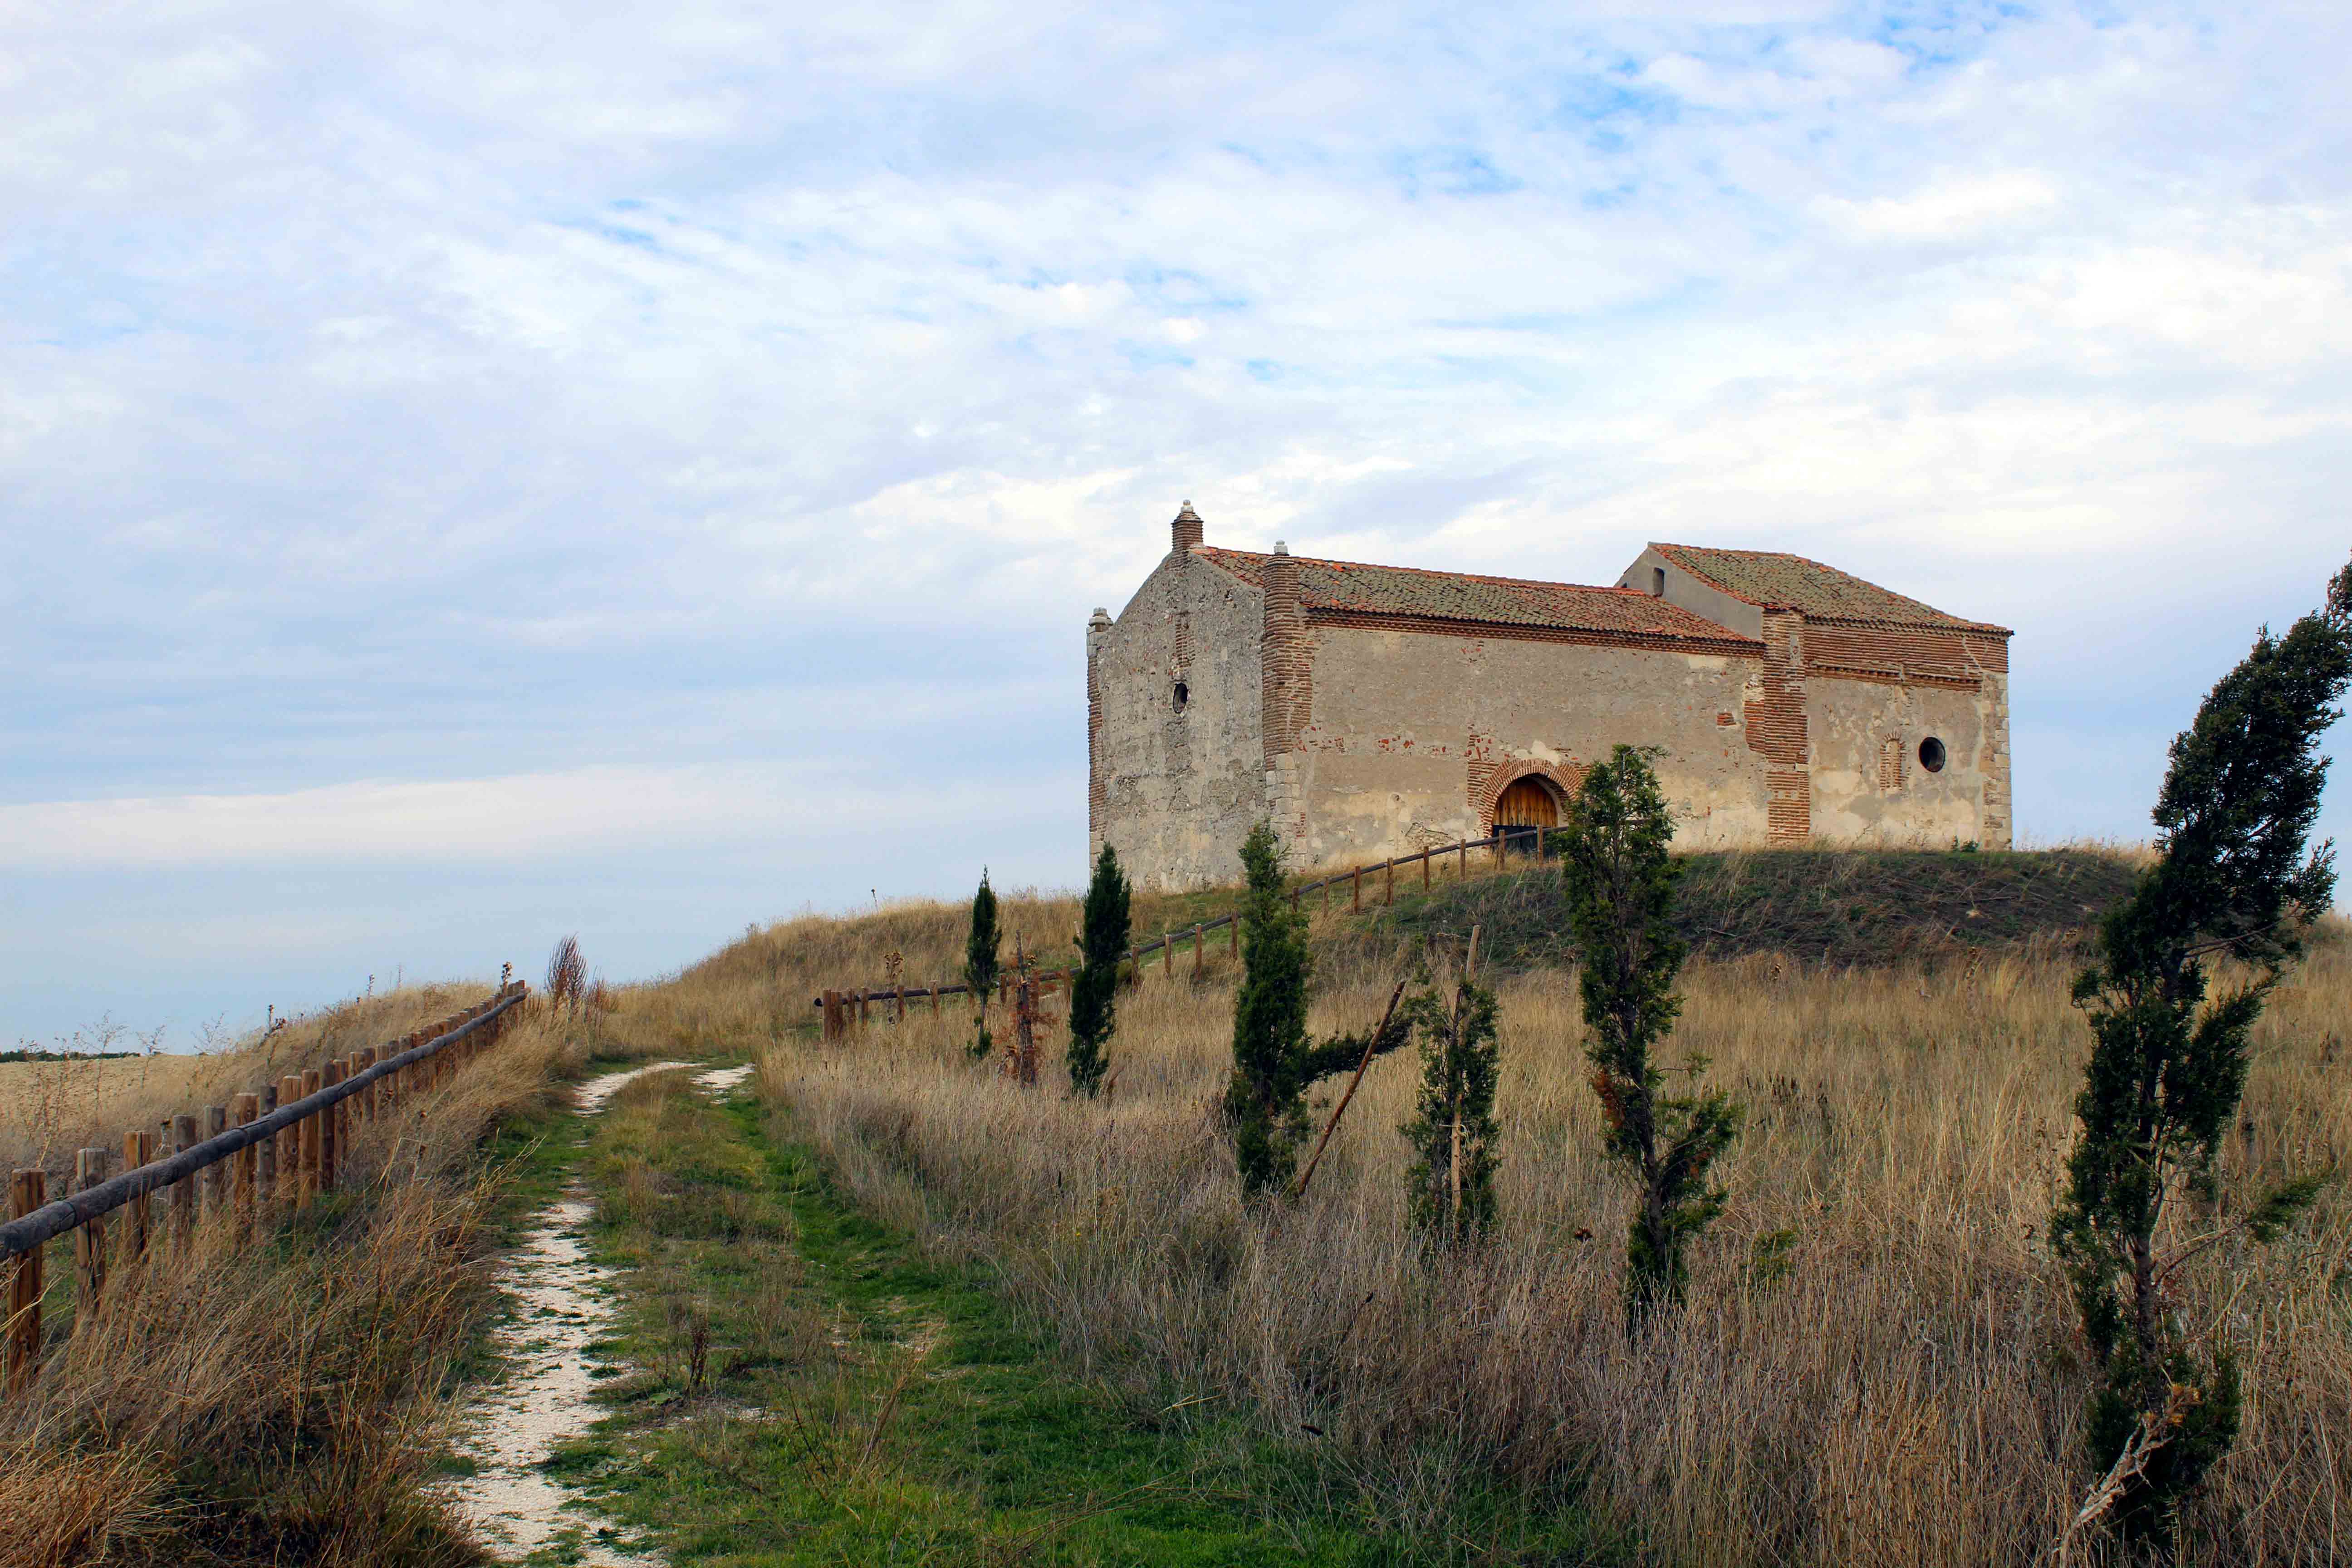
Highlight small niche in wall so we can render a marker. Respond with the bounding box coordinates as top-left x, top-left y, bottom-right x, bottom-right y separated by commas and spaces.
1173, 681, 1189, 713
1918, 736, 1947, 774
